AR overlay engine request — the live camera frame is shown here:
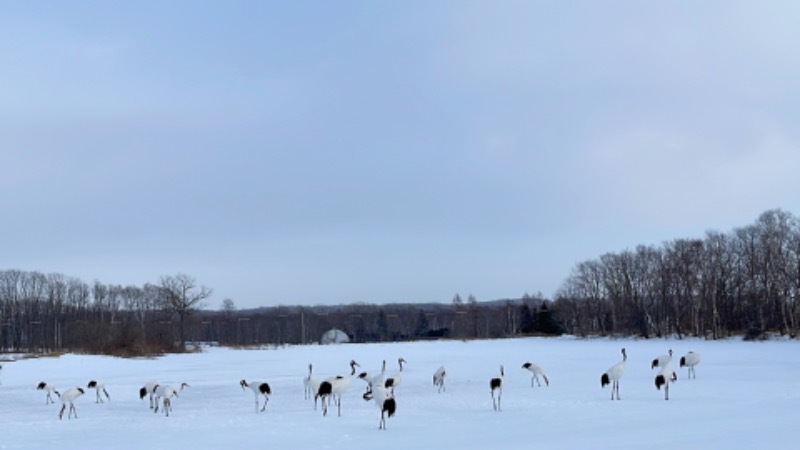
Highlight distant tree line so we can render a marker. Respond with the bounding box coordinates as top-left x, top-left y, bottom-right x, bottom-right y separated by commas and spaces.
0, 264, 561, 354
3, 209, 797, 355
552, 209, 800, 339
197, 293, 563, 347
0, 272, 211, 355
